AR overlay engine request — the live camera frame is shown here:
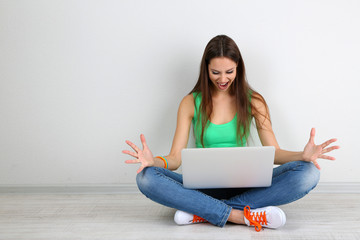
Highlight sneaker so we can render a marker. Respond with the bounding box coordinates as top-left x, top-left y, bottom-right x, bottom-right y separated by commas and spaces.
243, 205, 286, 232
174, 210, 208, 225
